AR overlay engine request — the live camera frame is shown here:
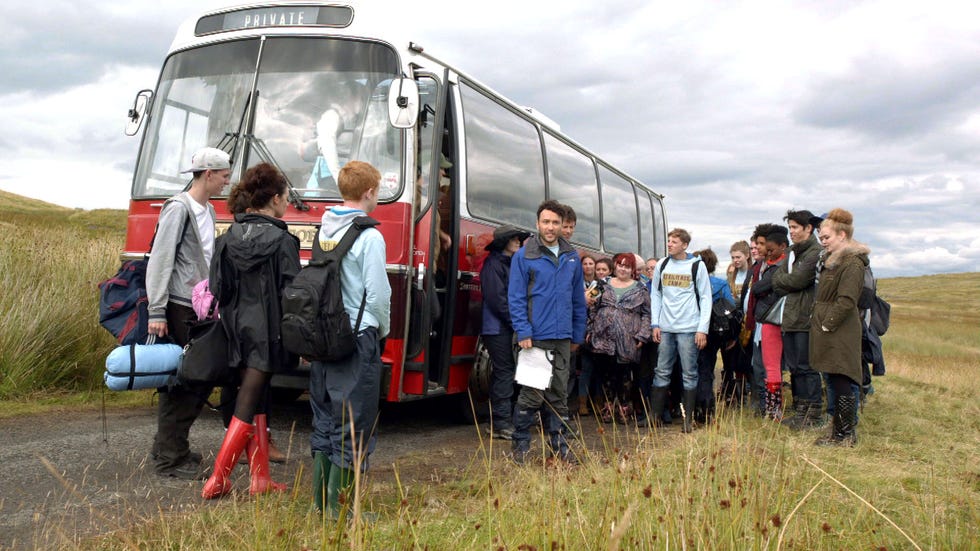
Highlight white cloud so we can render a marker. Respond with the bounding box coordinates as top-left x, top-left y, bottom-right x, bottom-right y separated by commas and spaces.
0, 0, 978, 277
